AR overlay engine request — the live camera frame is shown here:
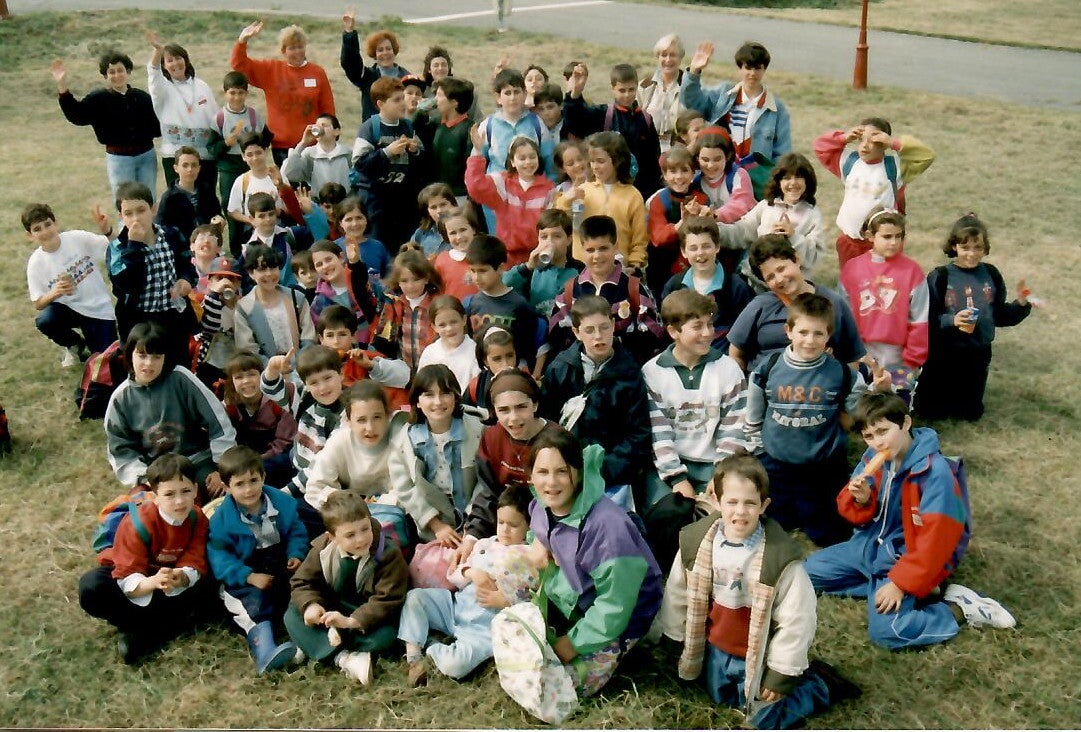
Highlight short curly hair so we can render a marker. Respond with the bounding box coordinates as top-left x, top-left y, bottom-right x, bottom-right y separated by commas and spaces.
364, 29, 400, 59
